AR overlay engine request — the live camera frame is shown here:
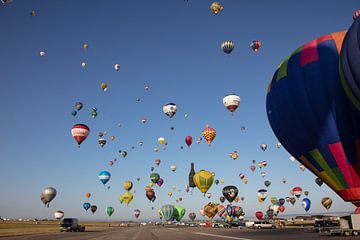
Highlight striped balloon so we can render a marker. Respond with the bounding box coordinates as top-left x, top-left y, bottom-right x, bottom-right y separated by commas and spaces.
161, 204, 175, 221
71, 124, 90, 147
221, 40, 234, 54
193, 170, 214, 194
321, 197, 333, 210
98, 171, 111, 185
